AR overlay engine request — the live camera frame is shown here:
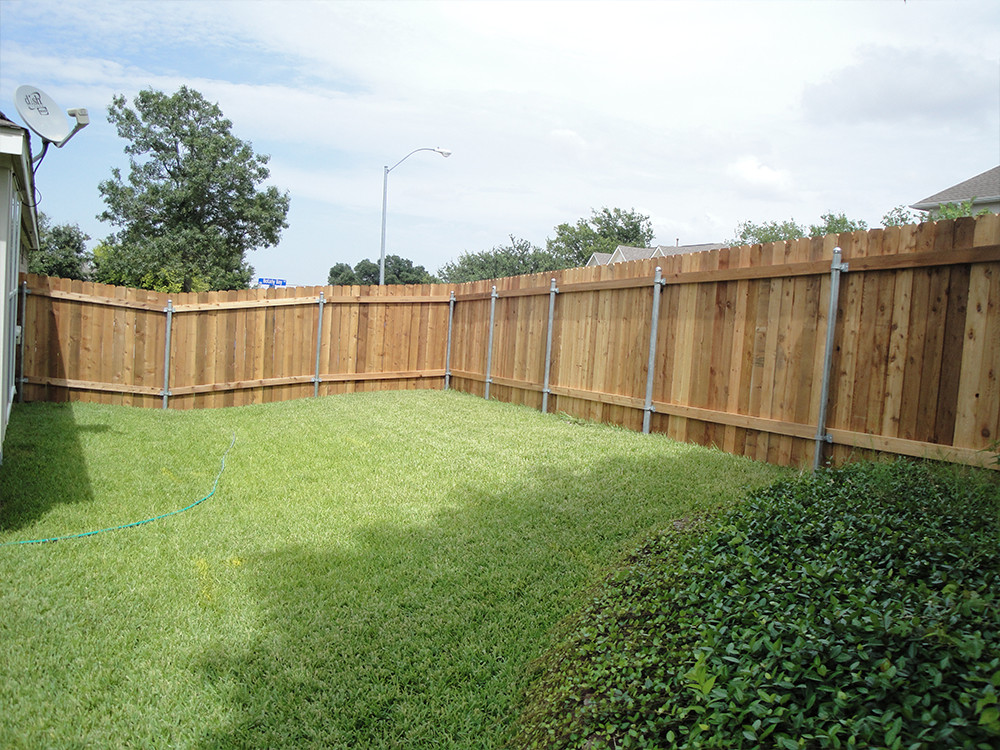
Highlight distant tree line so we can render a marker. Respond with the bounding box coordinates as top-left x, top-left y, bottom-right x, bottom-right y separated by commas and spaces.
327, 255, 436, 286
